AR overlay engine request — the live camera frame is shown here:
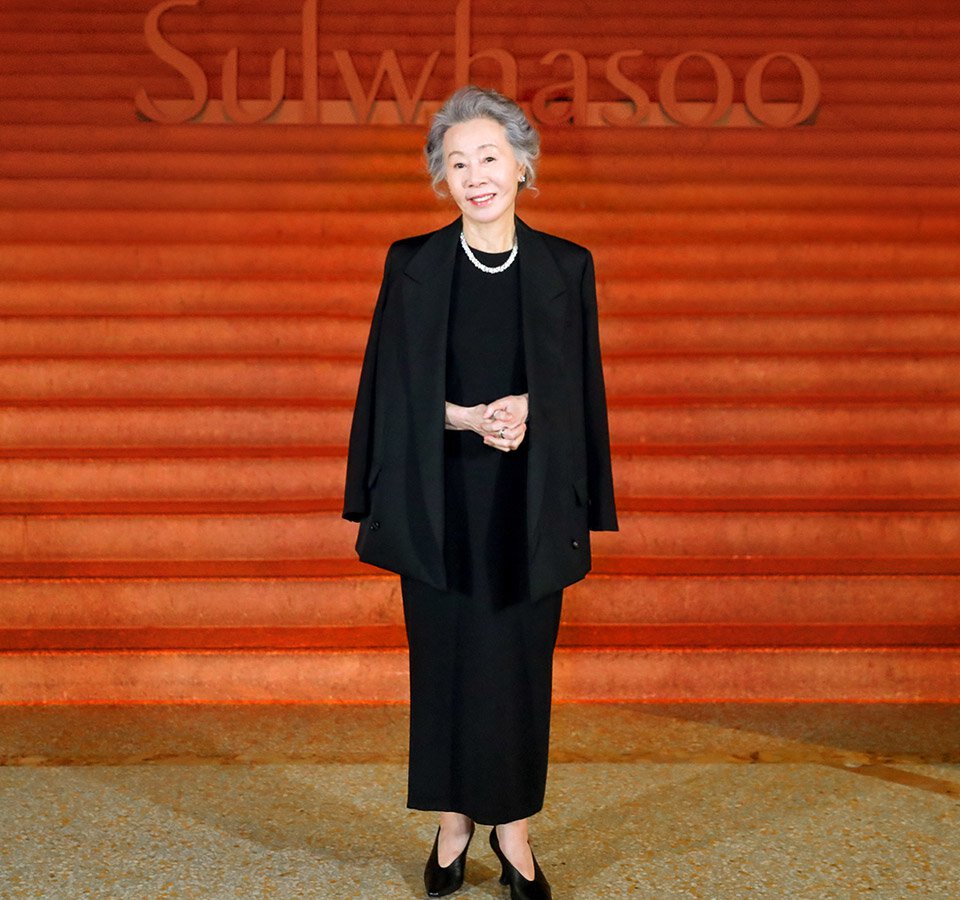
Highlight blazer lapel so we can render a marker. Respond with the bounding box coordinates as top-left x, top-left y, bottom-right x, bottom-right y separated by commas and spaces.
400, 219, 460, 561
516, 218, 568, 556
